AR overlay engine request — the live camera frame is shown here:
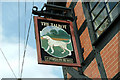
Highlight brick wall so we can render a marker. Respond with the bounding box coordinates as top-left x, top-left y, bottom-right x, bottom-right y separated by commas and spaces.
74, 1, 93, 59
84, 58, 101, 78
74, 0, 85, 29
100, 32, 120, 78
80, 27, 93, 59
66, 0, 119, 79
67, 73, 72, 79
